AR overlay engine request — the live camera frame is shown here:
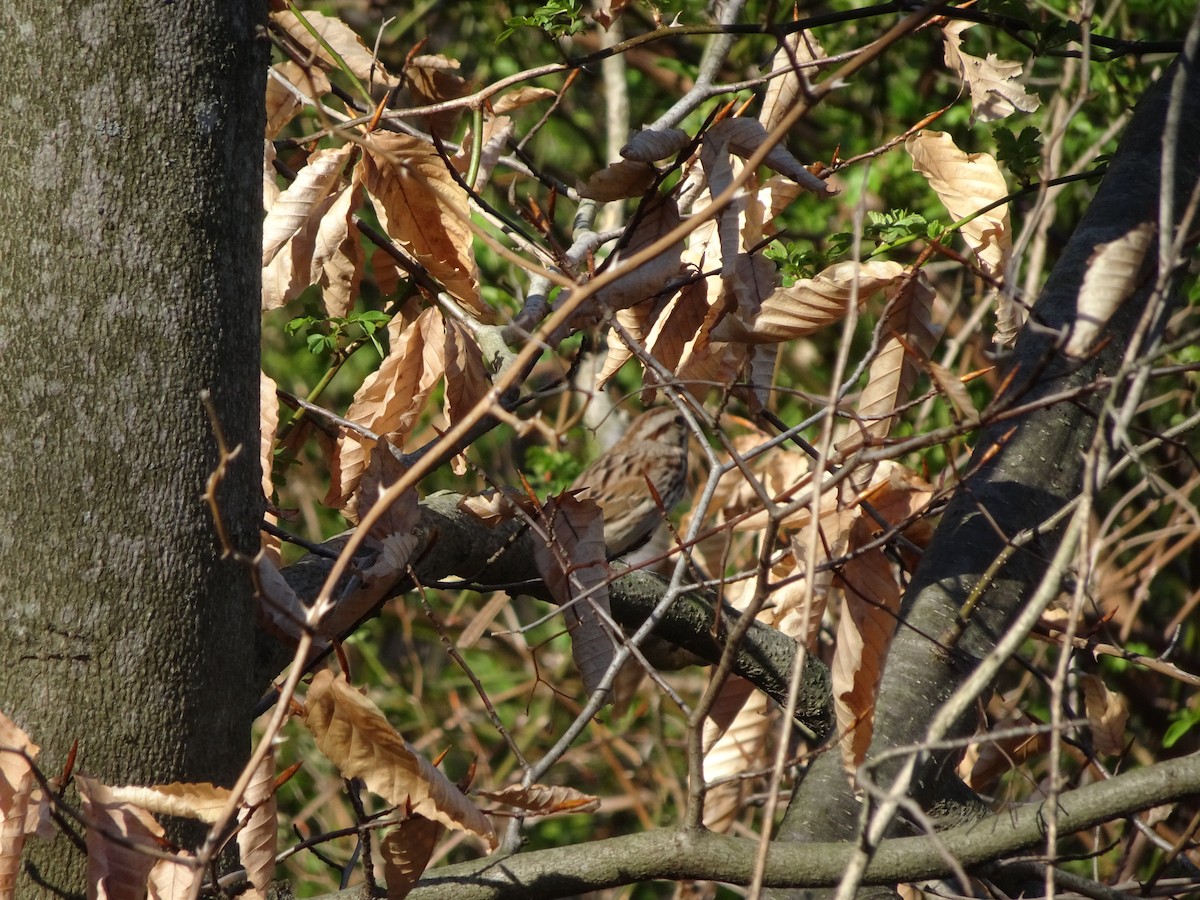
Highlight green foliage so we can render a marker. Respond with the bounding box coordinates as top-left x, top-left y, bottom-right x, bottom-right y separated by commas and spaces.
285, 309, 391, 359
524, 444, 585, 494
1164, 704, 1200, 749
498, 0, 588, 43
994, 125, 1043, 185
